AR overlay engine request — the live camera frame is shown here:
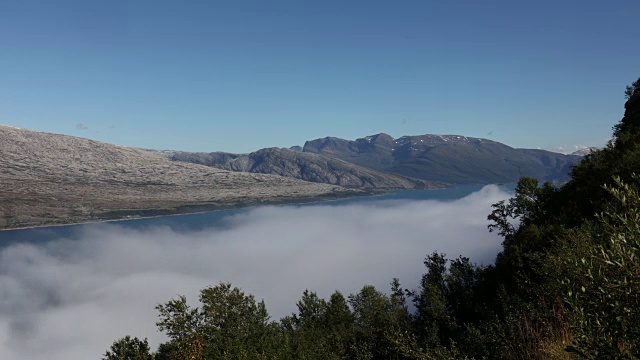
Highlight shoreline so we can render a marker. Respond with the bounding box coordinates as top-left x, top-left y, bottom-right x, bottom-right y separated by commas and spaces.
0, 189, 383, 232
0, 184, 458, 233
